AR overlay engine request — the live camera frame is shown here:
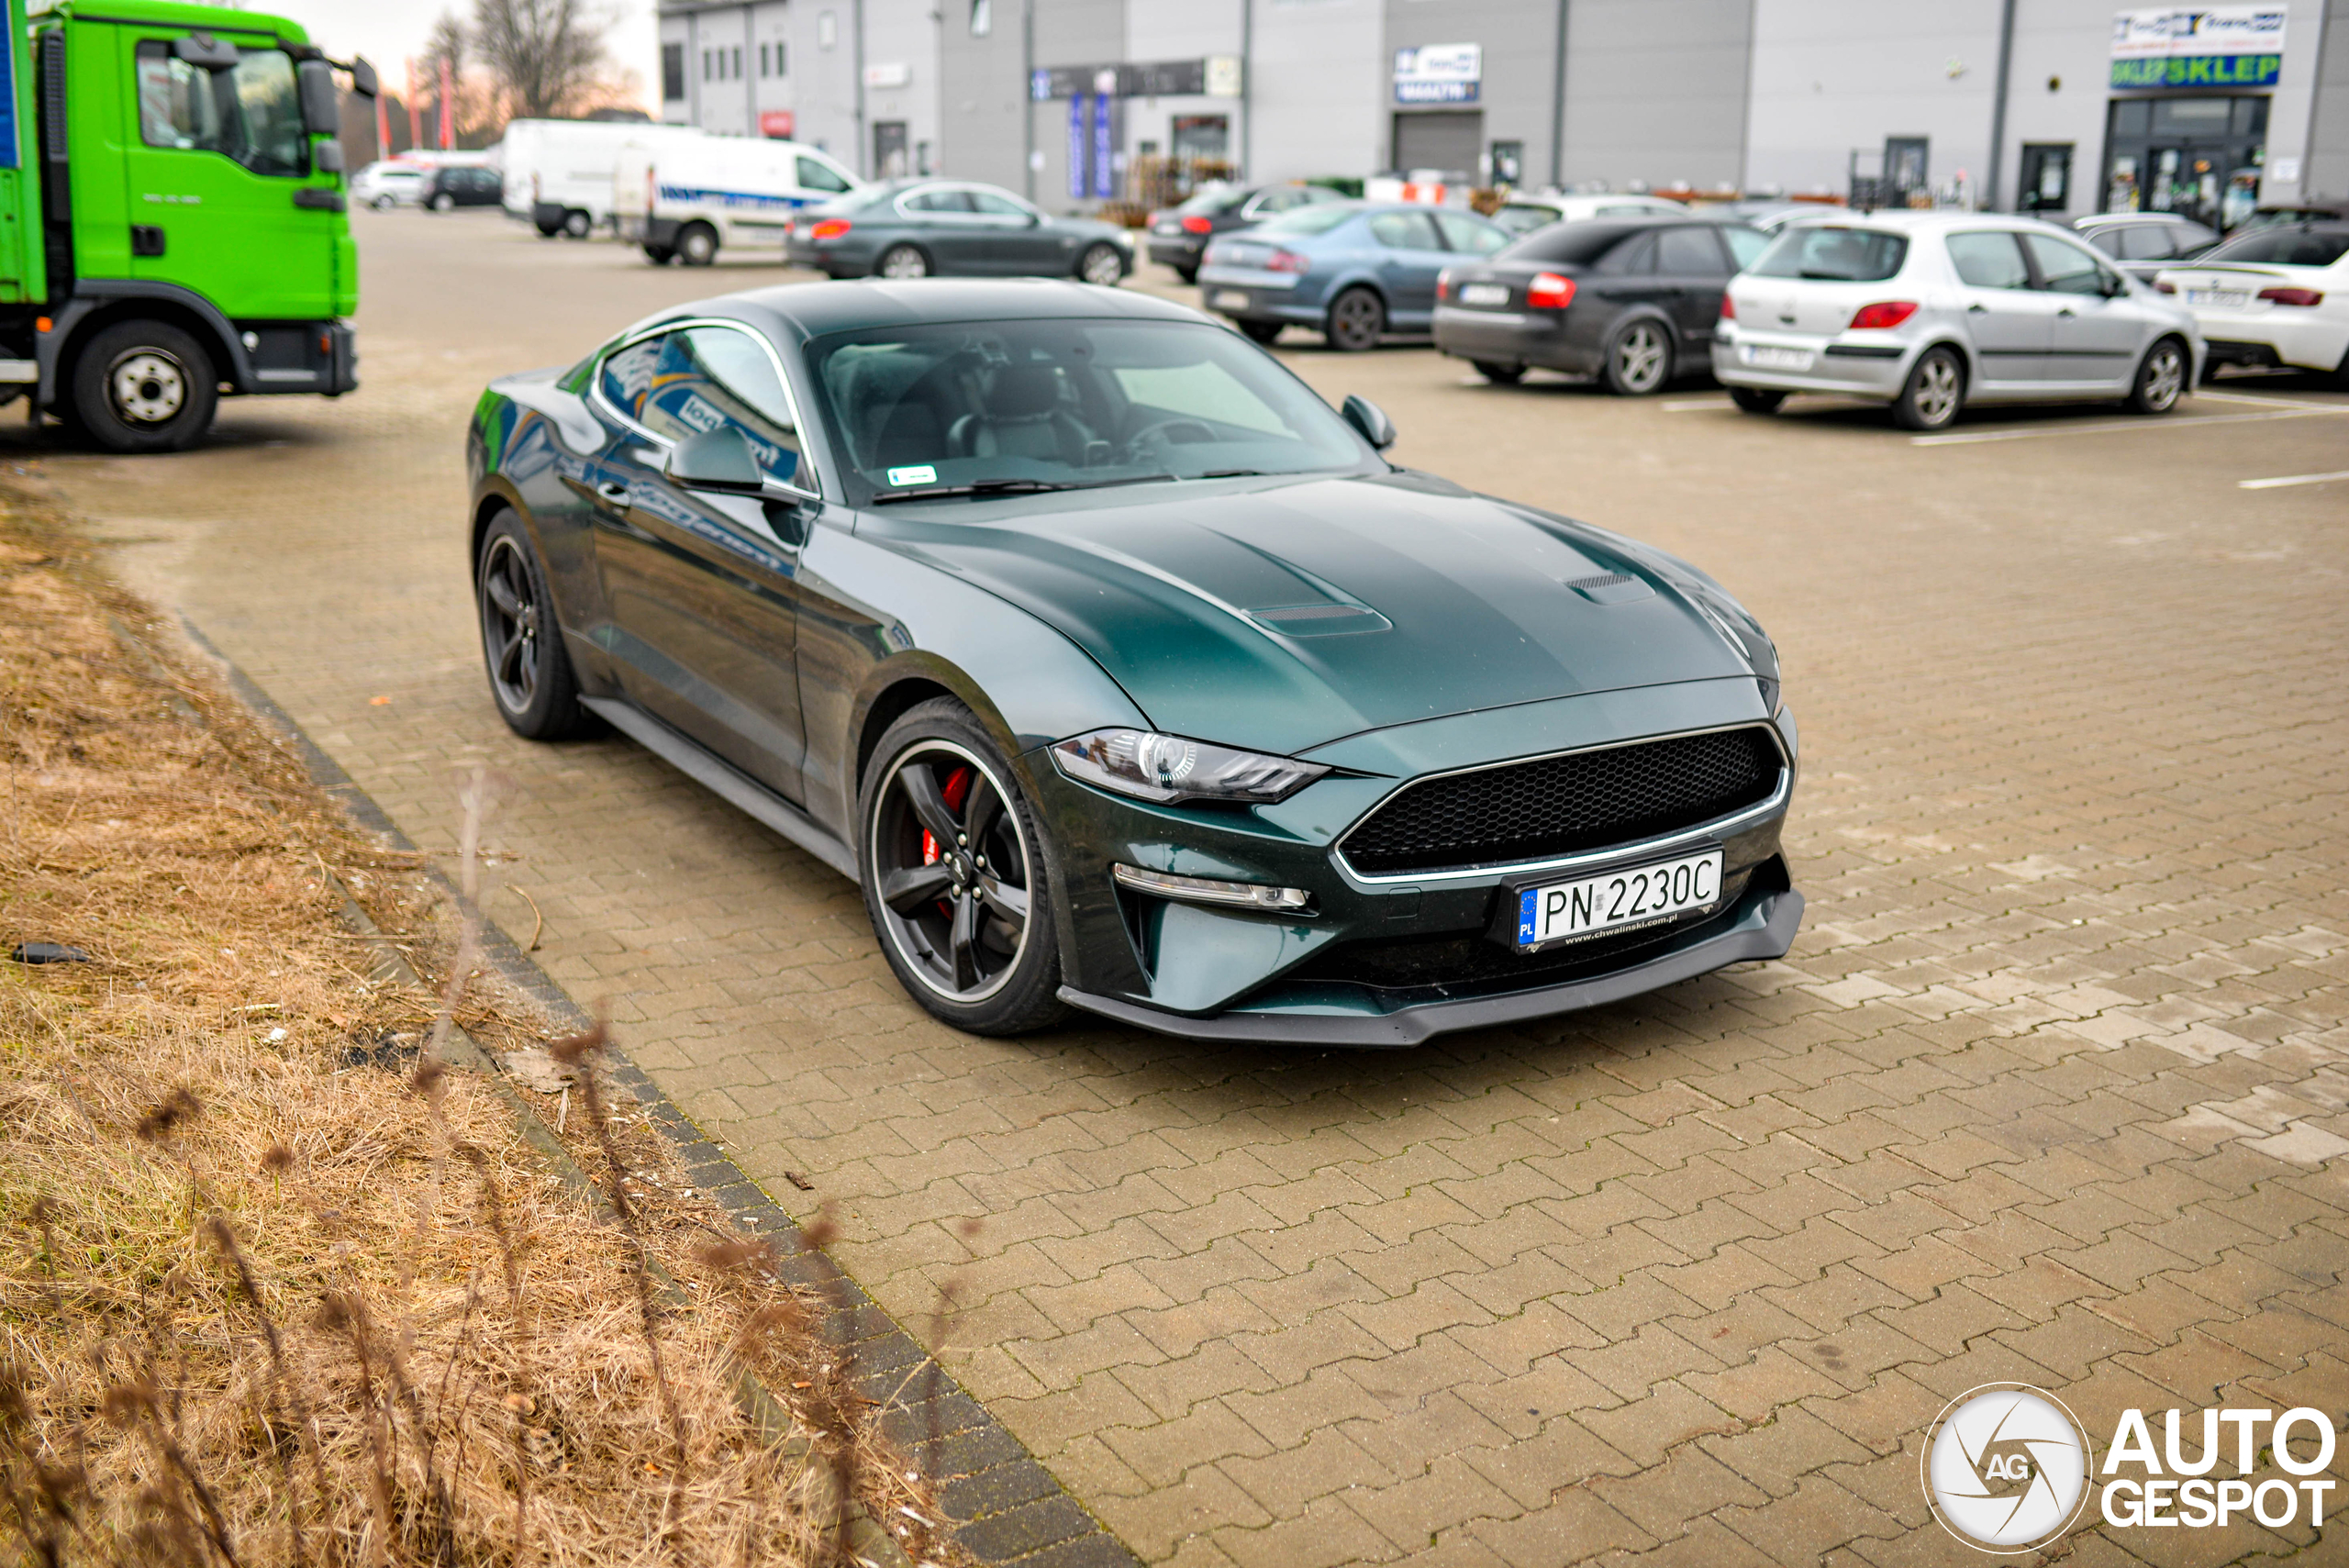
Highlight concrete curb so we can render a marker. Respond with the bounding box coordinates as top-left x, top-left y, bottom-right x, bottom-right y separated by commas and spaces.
181, 617, 1140, 1568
